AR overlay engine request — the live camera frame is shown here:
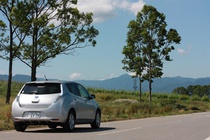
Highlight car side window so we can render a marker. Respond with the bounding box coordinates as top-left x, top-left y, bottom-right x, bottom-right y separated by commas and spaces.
77, 84, 89, 99
66, 83, 80, 96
